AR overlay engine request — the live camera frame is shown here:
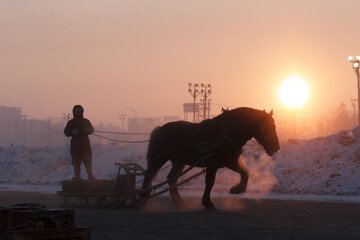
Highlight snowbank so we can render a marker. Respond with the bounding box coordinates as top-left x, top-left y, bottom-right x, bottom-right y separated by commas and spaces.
0, 127, 360, 197
0, 143, 147, 185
